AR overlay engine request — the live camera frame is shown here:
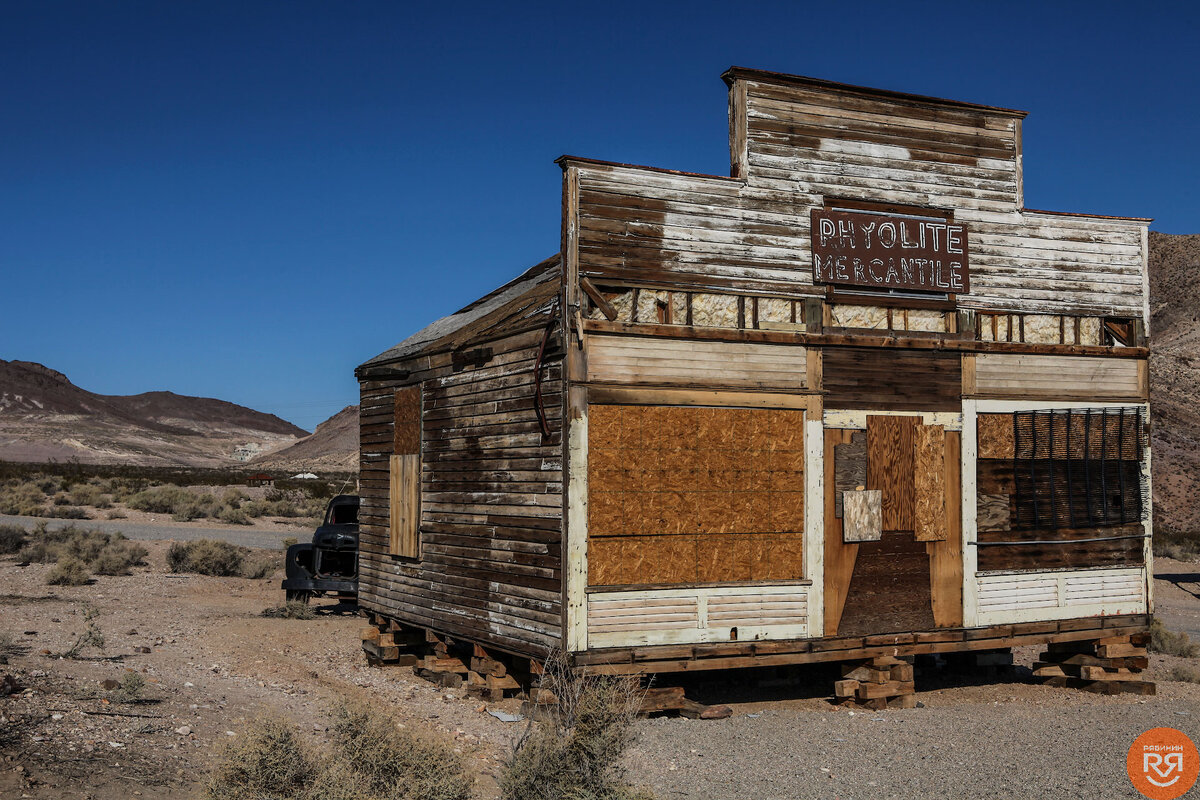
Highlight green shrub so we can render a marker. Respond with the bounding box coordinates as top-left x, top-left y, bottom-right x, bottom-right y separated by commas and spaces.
500, 651, 654, 800
167, 539, 245, 576
206, 716, 316, 800
68, 485, 105, 507
241, 552, 281, 580
46, 556, 92, 586
0, 524, 26, 554
1150, 618, 1199, 658
127, 486, 195, 515
112, 670, 147, 702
